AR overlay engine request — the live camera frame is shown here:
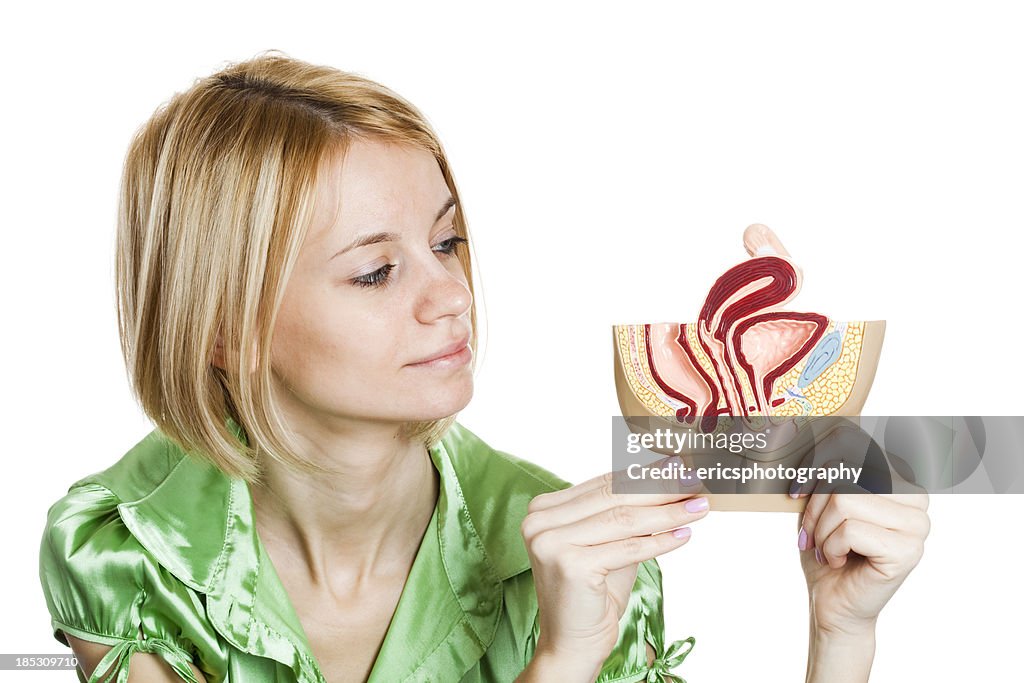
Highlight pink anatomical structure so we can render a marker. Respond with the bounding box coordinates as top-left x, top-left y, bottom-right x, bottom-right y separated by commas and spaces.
614, 225, 885, 428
